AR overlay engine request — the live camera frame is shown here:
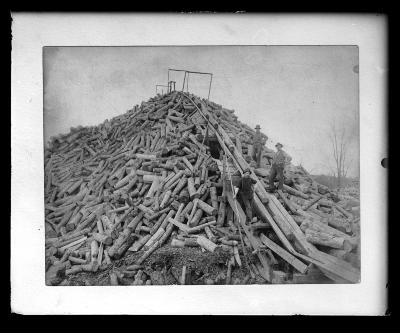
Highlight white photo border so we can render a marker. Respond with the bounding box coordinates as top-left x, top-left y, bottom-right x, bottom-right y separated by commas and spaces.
11, 13, 387, 315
